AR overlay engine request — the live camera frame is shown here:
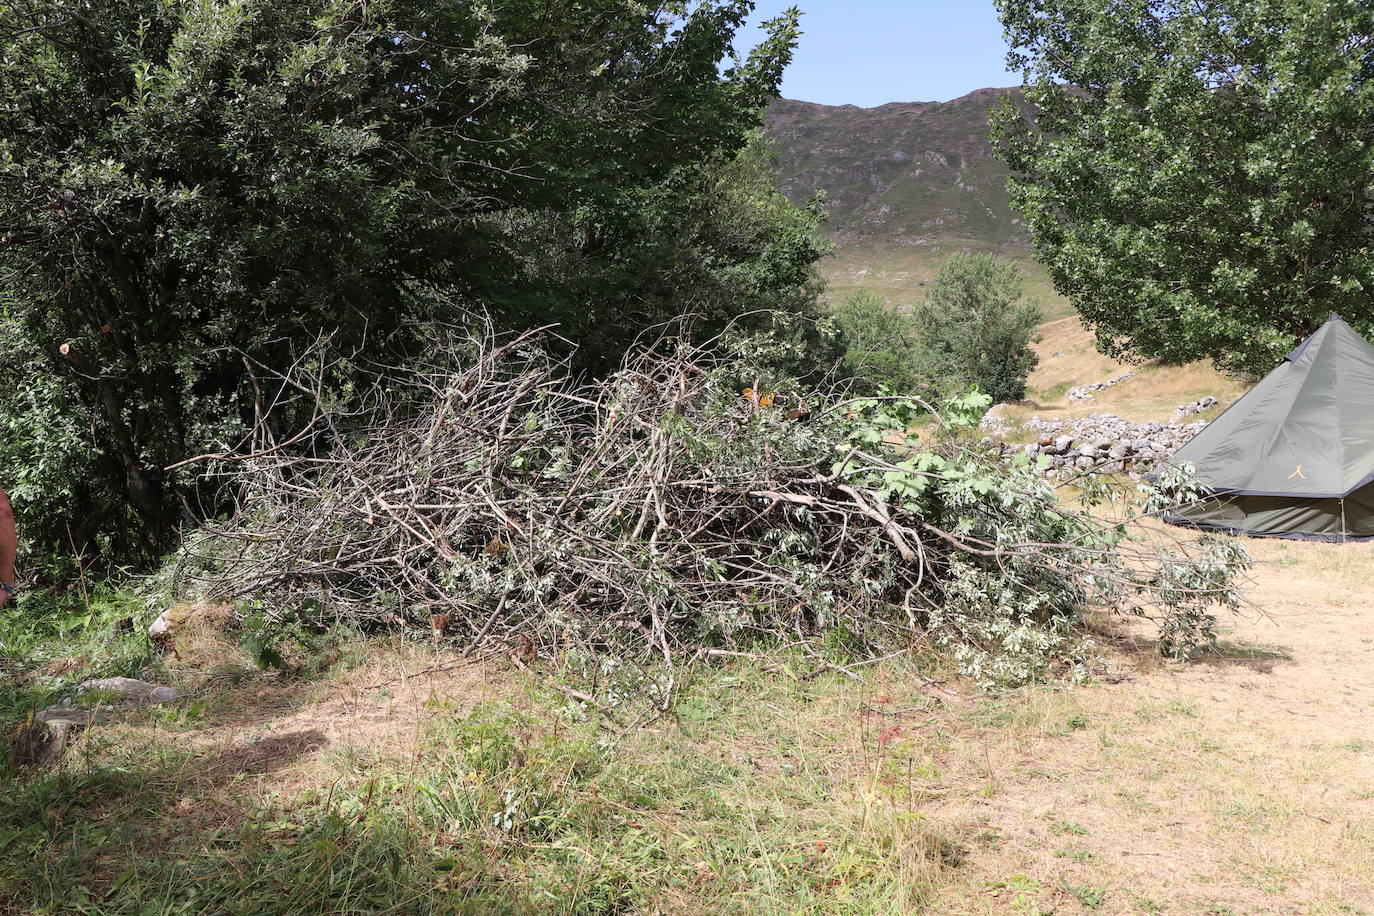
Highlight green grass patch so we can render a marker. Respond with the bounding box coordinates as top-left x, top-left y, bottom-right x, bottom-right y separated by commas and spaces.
0, 654, 963, 913
1050, 819, 1090, 837
1061, 882, 1108, 910
0, 585, 151, 724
